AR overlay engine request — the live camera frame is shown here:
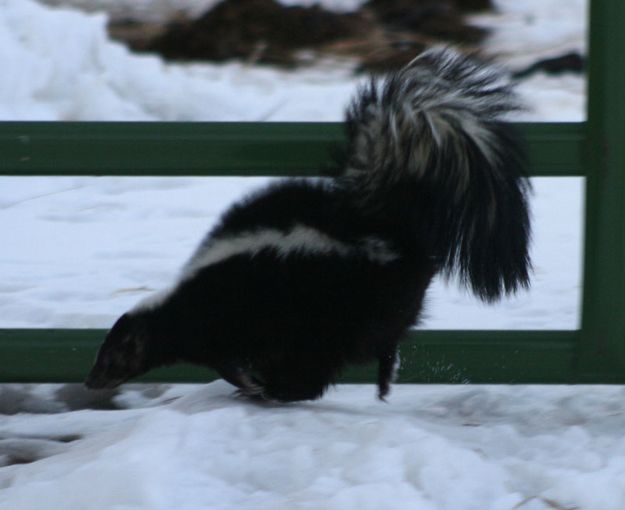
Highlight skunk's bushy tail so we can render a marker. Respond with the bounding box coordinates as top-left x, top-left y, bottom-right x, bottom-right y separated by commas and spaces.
342, 48, 531, 302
